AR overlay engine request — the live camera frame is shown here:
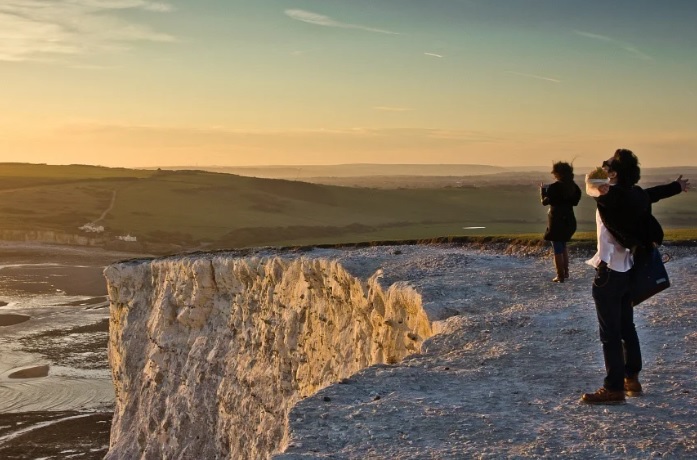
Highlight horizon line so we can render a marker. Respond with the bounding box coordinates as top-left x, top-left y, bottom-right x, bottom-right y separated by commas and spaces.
4, 162, 696, 170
